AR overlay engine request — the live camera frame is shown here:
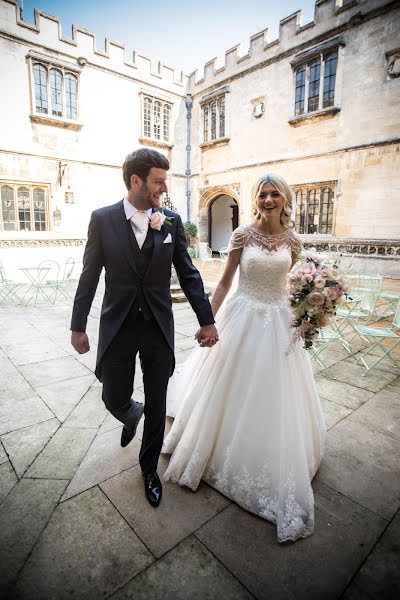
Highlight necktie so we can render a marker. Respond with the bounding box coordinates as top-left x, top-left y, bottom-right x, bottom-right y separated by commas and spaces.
130, 211, 149, 249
